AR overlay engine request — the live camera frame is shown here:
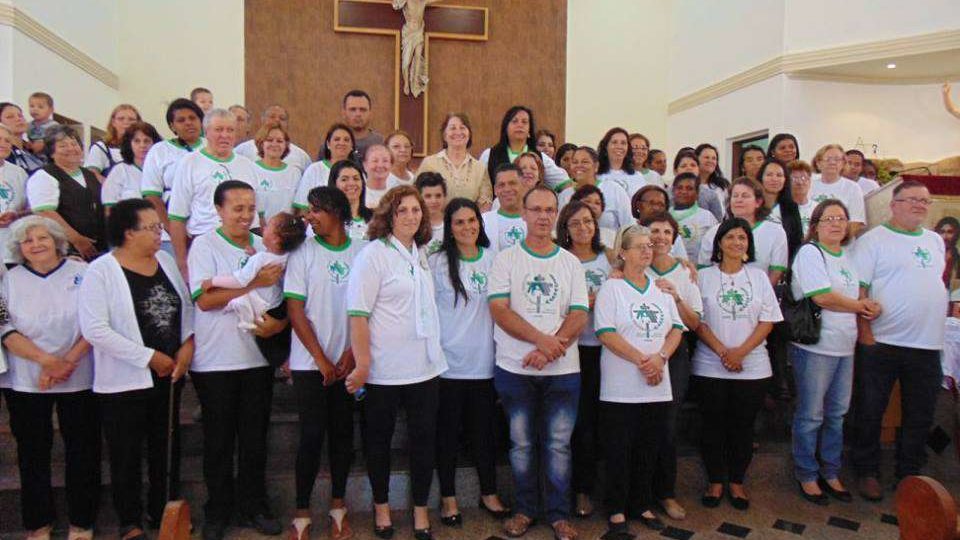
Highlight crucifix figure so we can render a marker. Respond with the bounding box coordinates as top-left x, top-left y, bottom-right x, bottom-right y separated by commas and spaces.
334, 0, 488, 155
392, 0, 442, 98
